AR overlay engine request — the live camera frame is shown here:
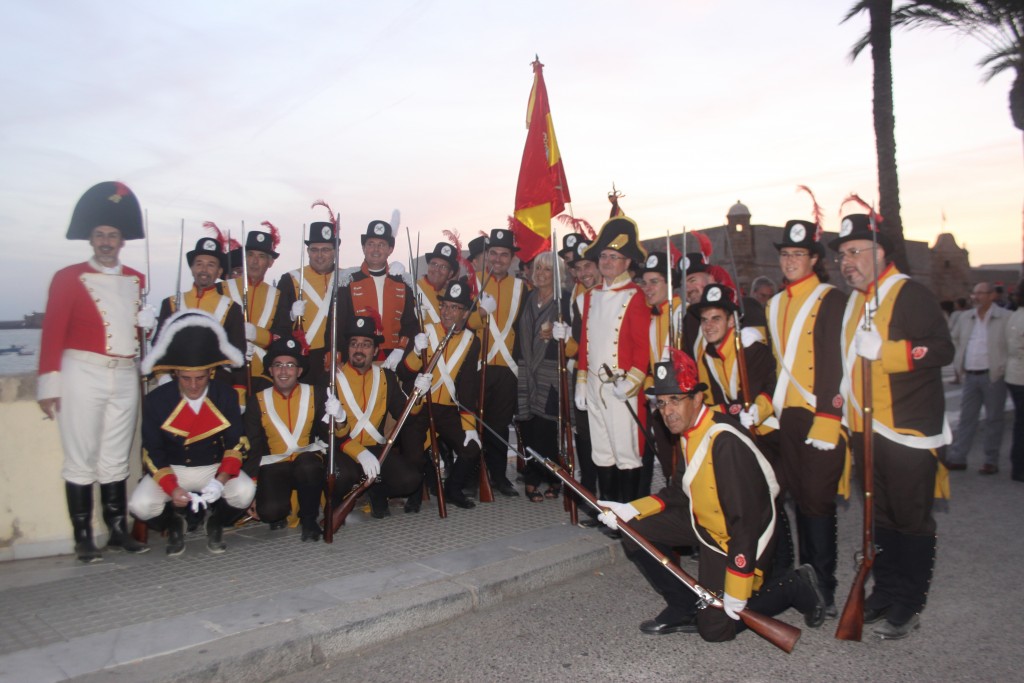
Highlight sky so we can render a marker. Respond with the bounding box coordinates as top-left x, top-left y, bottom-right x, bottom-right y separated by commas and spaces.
1, 0, 1020, 319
